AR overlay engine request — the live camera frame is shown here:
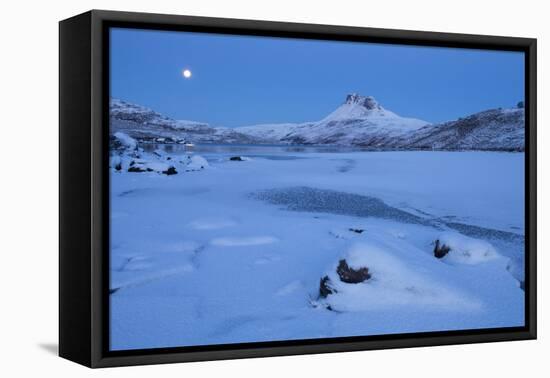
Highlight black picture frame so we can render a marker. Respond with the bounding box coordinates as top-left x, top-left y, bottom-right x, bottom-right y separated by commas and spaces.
59, 9, 537, 368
